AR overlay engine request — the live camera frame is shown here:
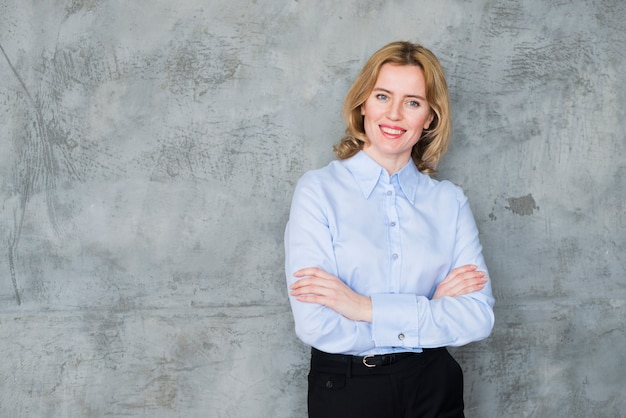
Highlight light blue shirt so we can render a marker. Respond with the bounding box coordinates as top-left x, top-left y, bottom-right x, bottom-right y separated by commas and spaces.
285, 151, 495, 356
